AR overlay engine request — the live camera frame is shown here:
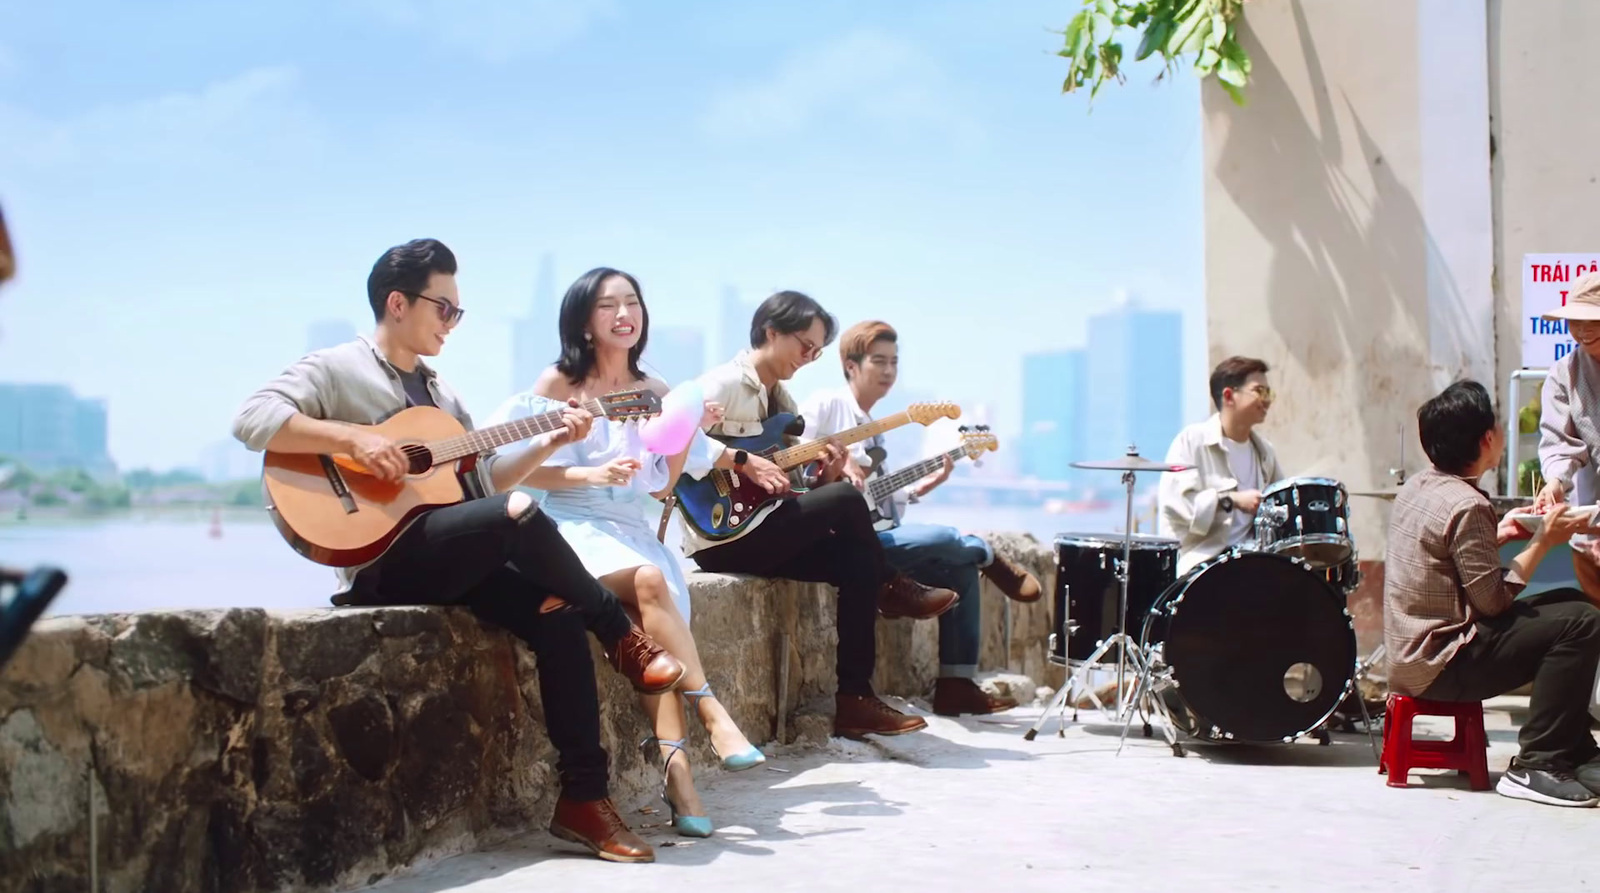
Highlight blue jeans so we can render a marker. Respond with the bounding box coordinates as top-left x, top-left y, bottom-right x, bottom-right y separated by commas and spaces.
877, 523, 992, 678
